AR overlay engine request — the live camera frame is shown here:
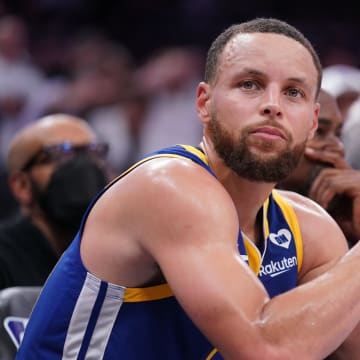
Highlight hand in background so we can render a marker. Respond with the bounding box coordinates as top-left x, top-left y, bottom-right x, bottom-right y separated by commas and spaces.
305, 145, 360, 244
